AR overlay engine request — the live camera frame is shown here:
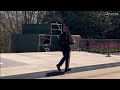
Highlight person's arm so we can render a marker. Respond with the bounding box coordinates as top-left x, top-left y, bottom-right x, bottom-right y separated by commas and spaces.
64, 26, 74, 44
59, 32, 68, 45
